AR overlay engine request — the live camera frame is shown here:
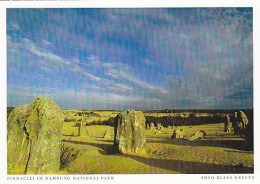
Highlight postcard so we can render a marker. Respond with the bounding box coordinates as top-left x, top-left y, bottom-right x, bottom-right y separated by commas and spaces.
0, 0, 259, 184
